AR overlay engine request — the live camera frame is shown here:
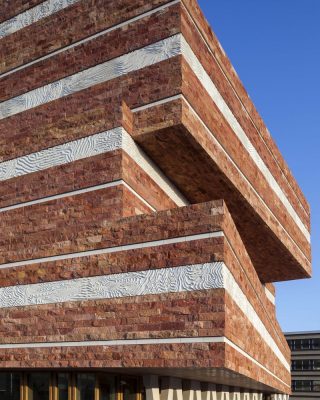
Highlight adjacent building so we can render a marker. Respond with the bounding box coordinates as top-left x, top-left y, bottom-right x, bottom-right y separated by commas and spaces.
0, 0, 312, 399
286, 332, 320, 399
